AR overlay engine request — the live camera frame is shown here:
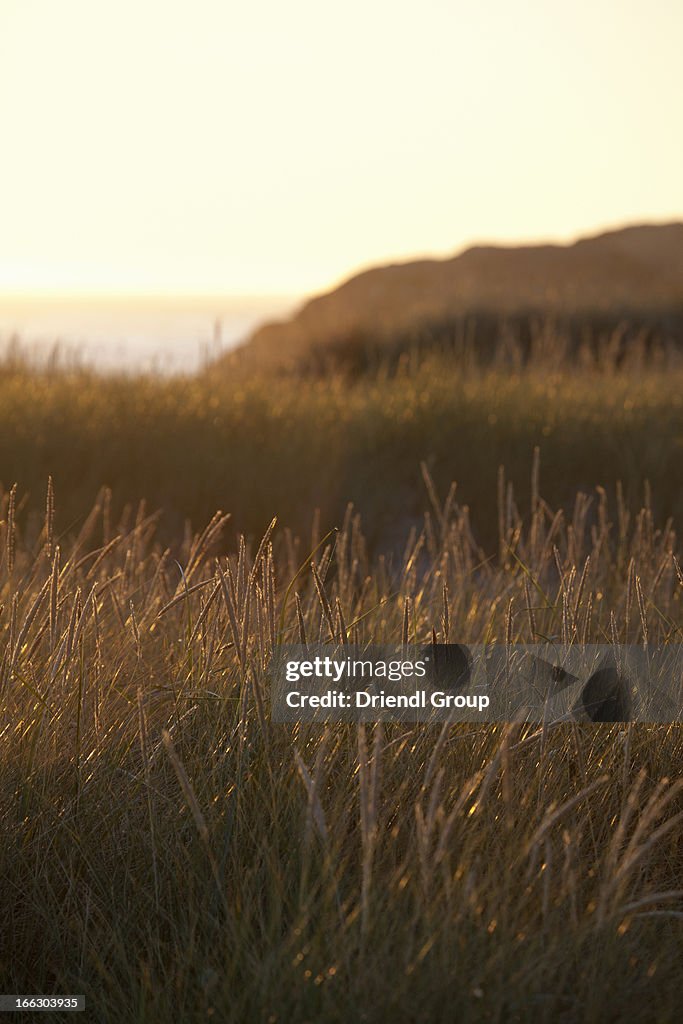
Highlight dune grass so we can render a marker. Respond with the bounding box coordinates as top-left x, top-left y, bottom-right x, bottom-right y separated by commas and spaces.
0, 350, 682, 553
1, 463, 682, 1022
1, 341, 683, 1020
